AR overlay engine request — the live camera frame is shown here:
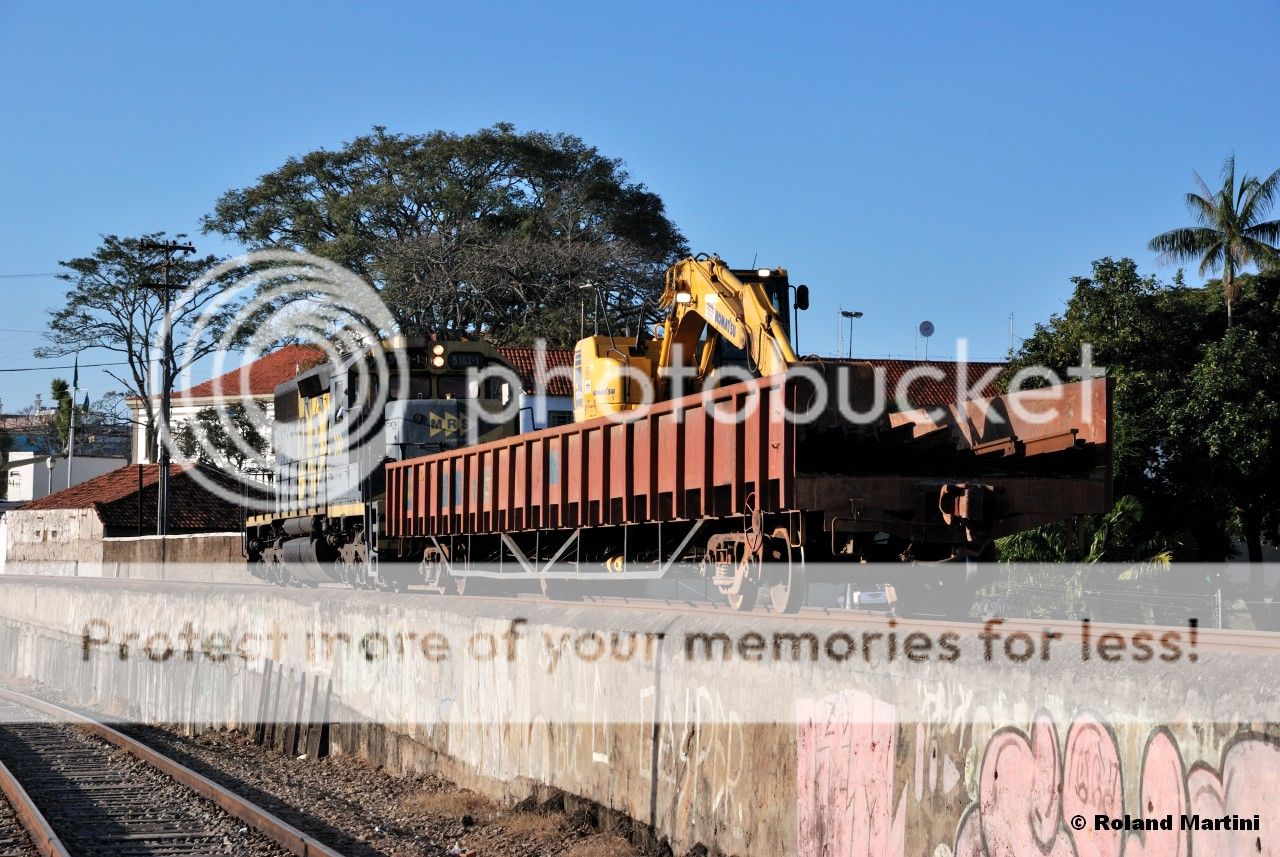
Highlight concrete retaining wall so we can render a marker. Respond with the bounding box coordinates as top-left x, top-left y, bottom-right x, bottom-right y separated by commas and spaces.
2, 531, 257, 584
0, 577, 1276, 857
100, 535, 258, 583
